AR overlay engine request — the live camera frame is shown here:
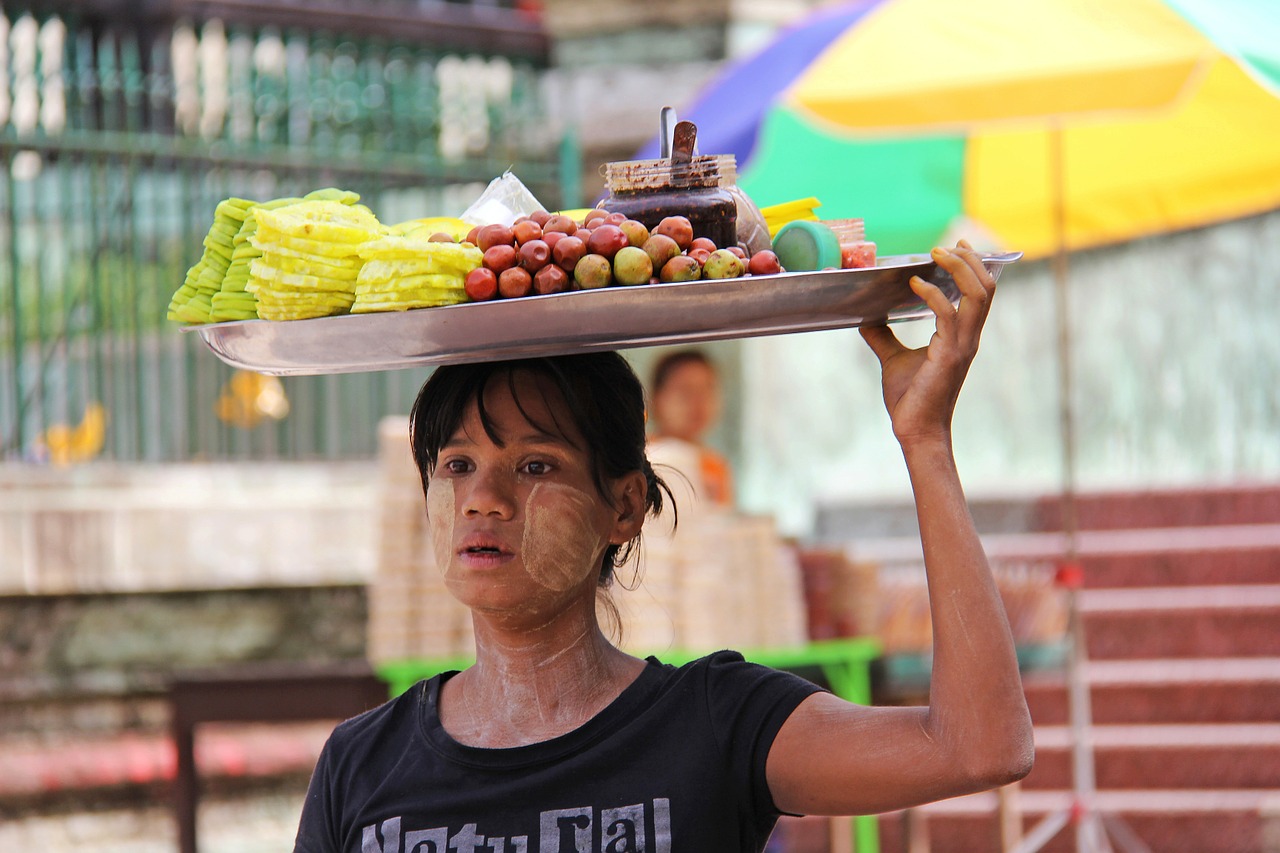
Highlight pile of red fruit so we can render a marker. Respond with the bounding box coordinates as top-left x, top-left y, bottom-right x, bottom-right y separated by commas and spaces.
459, 209, 783, 302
